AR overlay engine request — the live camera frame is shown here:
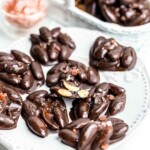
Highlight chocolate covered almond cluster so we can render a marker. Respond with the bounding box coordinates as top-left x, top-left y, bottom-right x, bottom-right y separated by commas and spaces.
76, 0, 150, 26
59, 117, 128, 150
0, 26, 134, 150
0, 82, 22, 129
46, 60, 100, 99
90, 36, 137, 71
30, 27, 76, 66
0, 51, 44, 93
22, 90, 69, 137
70, 82, 126, 120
